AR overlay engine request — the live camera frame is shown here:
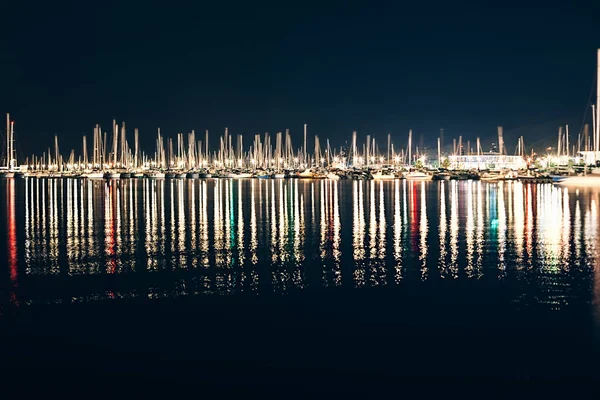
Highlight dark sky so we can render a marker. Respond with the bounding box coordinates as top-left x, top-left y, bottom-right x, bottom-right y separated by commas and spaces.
2, 1, 599, 156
